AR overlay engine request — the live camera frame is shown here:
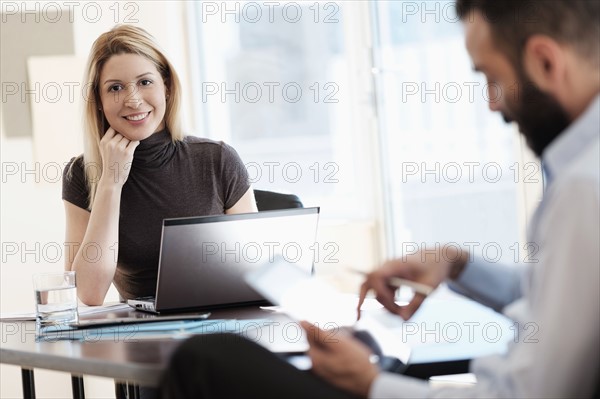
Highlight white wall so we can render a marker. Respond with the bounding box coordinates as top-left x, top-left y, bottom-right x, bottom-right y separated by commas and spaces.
1, 2, 189, 398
